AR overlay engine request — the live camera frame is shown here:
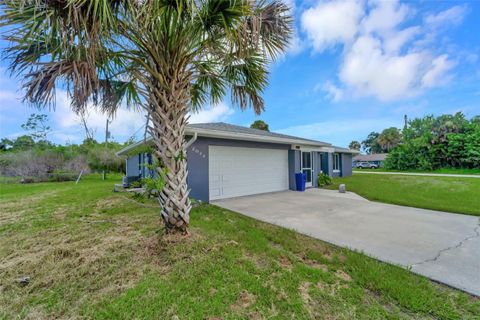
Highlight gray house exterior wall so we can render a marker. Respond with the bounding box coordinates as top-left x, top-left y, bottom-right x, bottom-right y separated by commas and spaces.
312, 152, 319, 187
186, 137, 292, 202
288, 150, 301, 190
341, 154, 353, 177
327, 153, 335, 177
125, 137, 355, 202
